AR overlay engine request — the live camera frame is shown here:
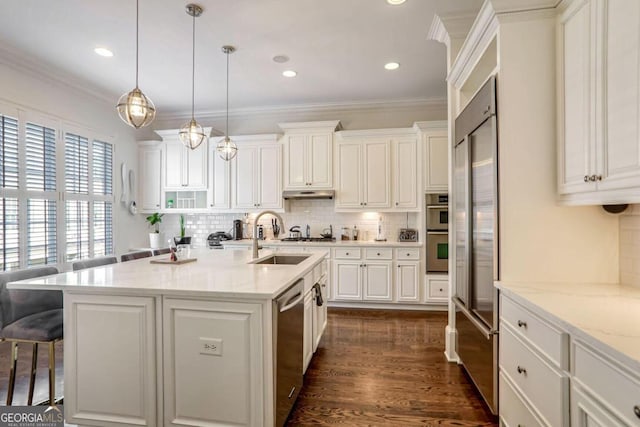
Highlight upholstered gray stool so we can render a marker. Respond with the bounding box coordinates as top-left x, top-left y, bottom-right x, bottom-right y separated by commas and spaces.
0, 266, 62, 405
71, 256, 118, 271
152, 248, 171, 256
121, 250, 153, 262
